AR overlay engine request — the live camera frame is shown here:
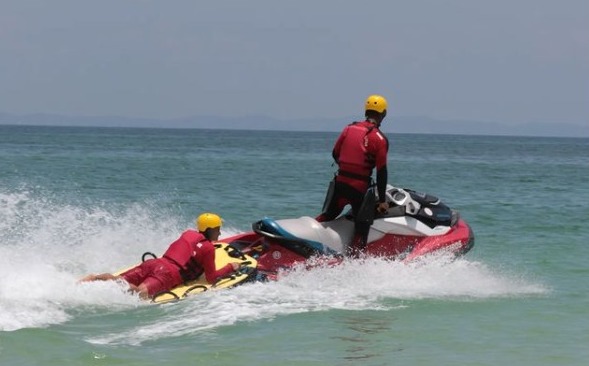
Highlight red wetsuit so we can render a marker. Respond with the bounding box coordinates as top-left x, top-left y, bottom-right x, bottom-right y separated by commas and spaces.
317, 120, 389, 222
120, 230, 235, 297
